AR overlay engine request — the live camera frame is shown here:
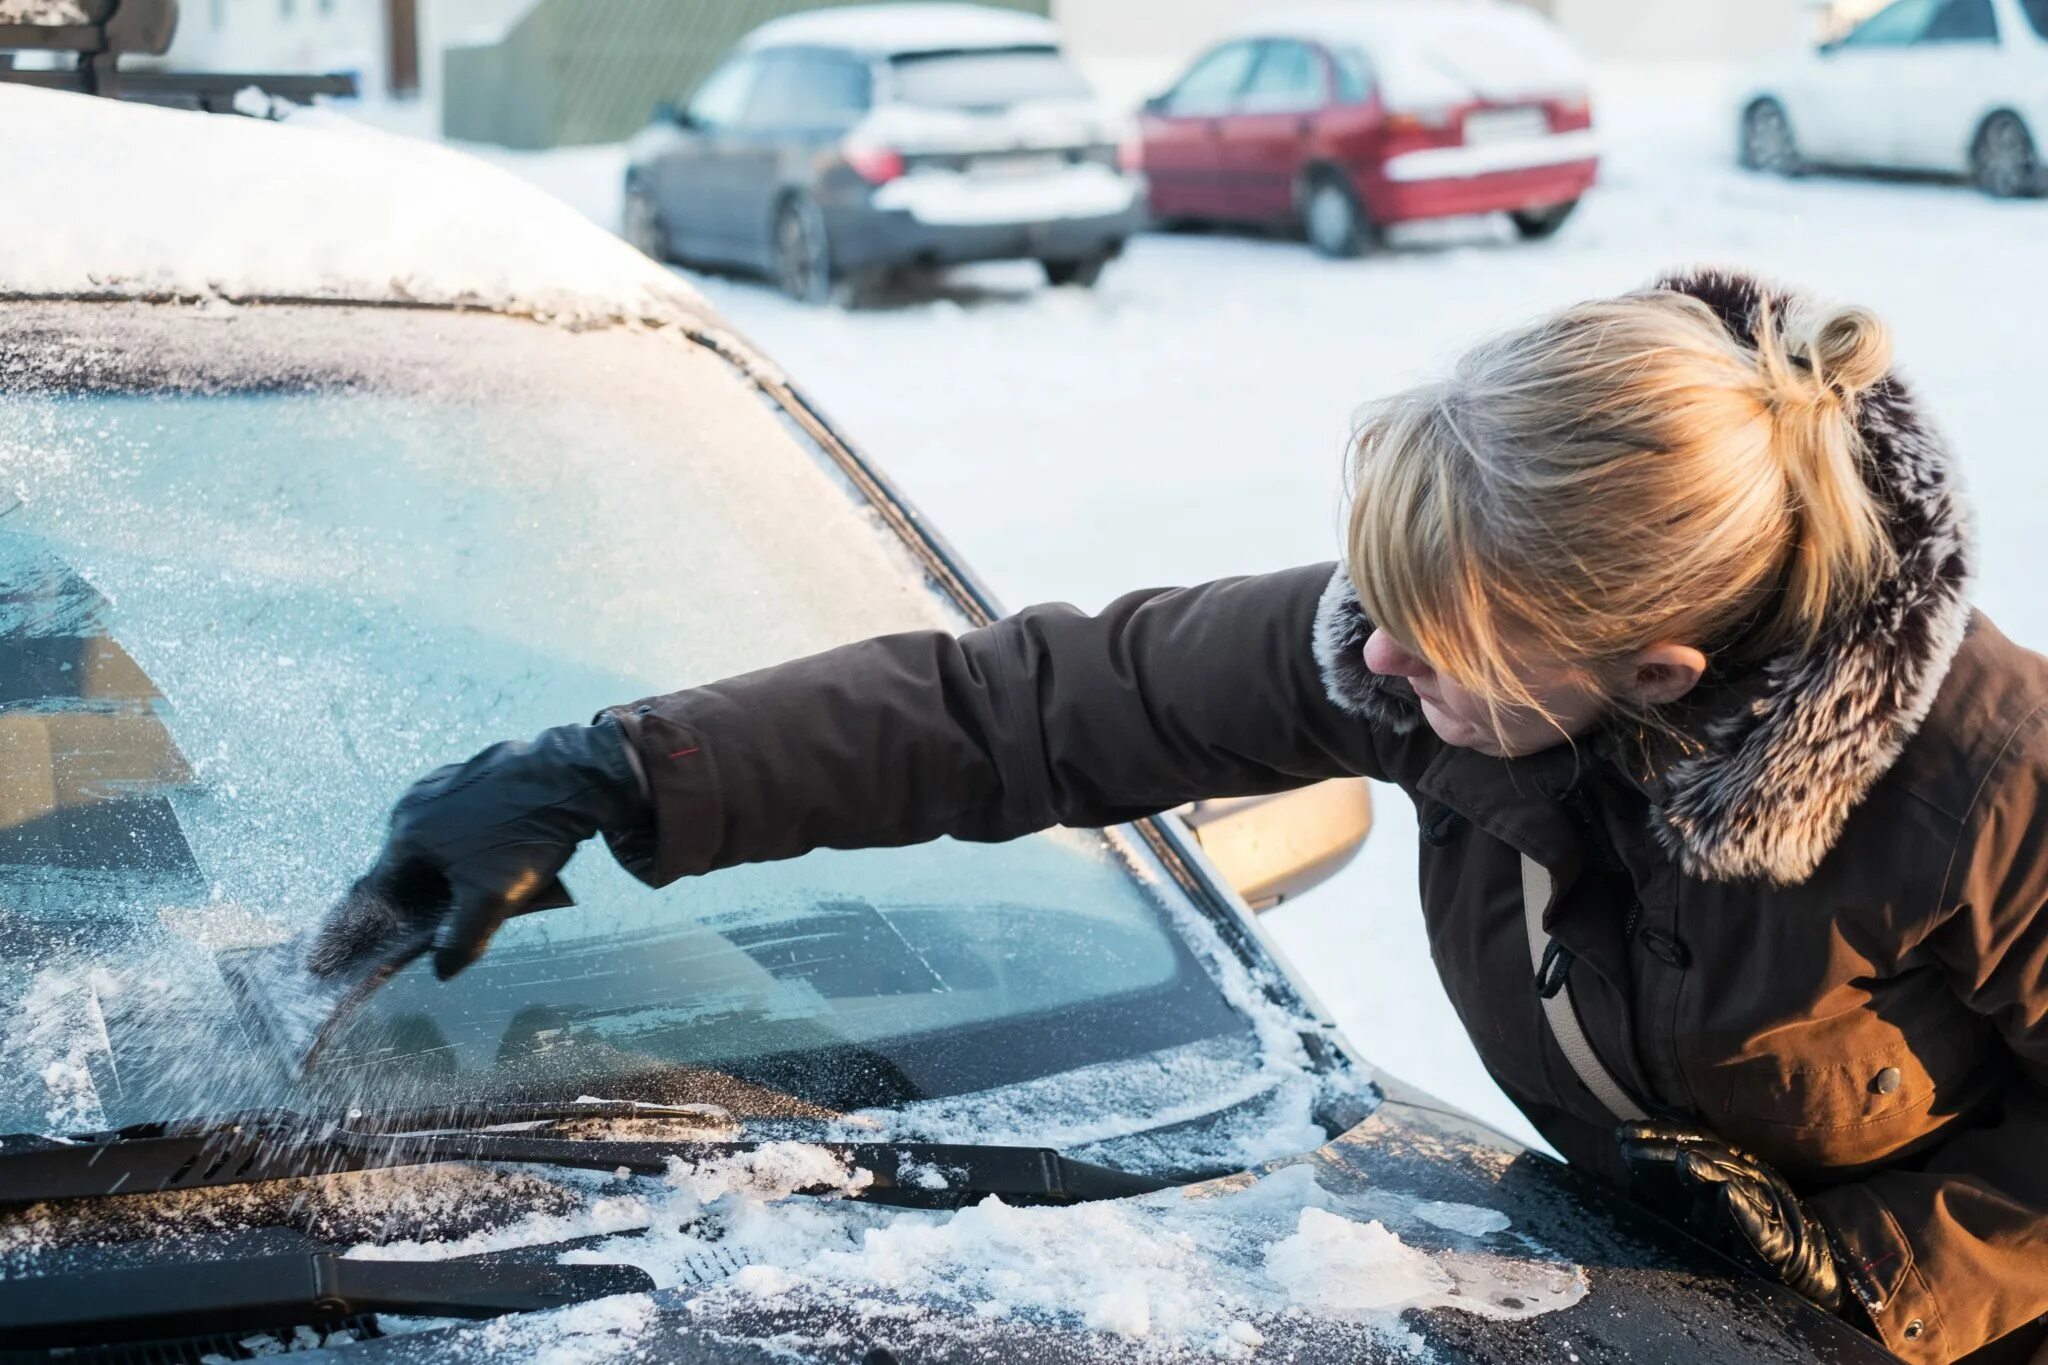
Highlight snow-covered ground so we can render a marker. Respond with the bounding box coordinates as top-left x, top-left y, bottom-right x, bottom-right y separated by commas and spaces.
459, 64, 2048, 1150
